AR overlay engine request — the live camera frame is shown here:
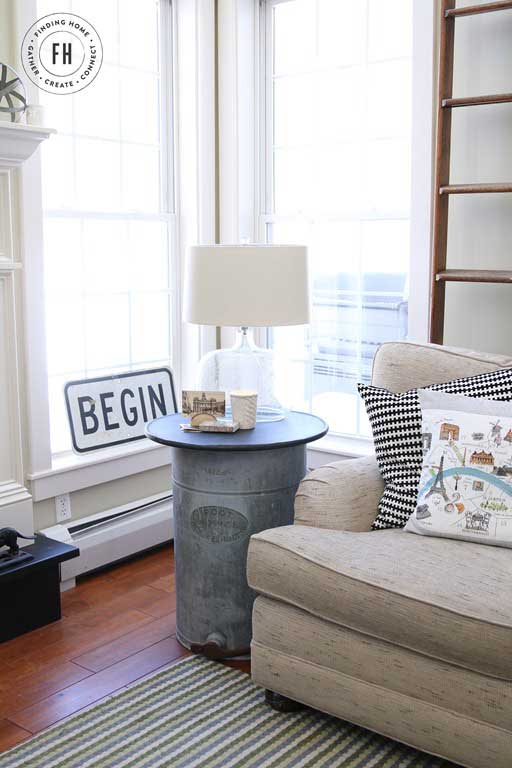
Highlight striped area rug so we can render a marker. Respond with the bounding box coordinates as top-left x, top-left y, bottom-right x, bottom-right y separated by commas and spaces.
0, 656, 457, 768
